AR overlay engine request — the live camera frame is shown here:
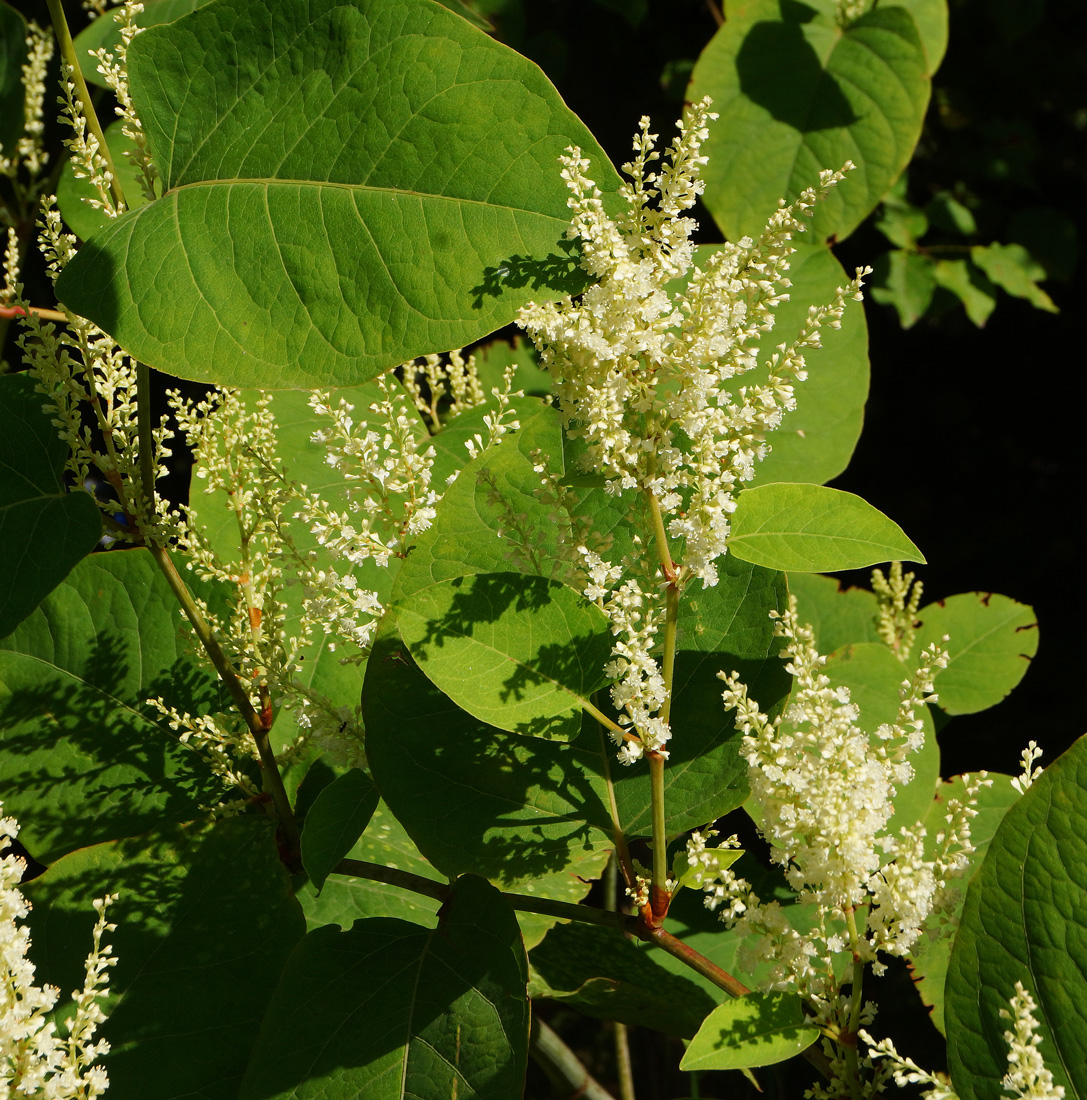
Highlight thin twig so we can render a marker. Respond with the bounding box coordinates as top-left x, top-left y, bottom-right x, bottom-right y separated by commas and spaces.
531, 1015, 618, 1100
